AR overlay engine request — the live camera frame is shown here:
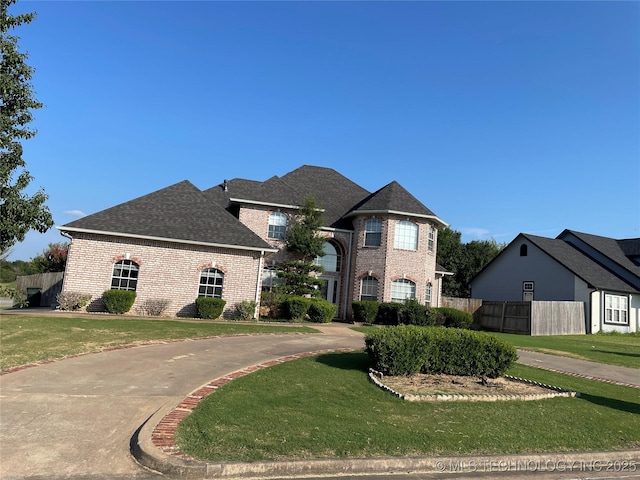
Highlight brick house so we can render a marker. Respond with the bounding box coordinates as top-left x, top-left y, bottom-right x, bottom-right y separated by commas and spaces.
58, 165, 448, 319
